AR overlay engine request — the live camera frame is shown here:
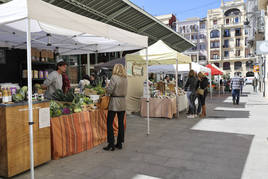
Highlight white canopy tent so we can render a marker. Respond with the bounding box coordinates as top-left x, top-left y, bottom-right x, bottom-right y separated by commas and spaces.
0, 0, 148, 178
148, 62, 211, 74
125, 40, 192, 135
